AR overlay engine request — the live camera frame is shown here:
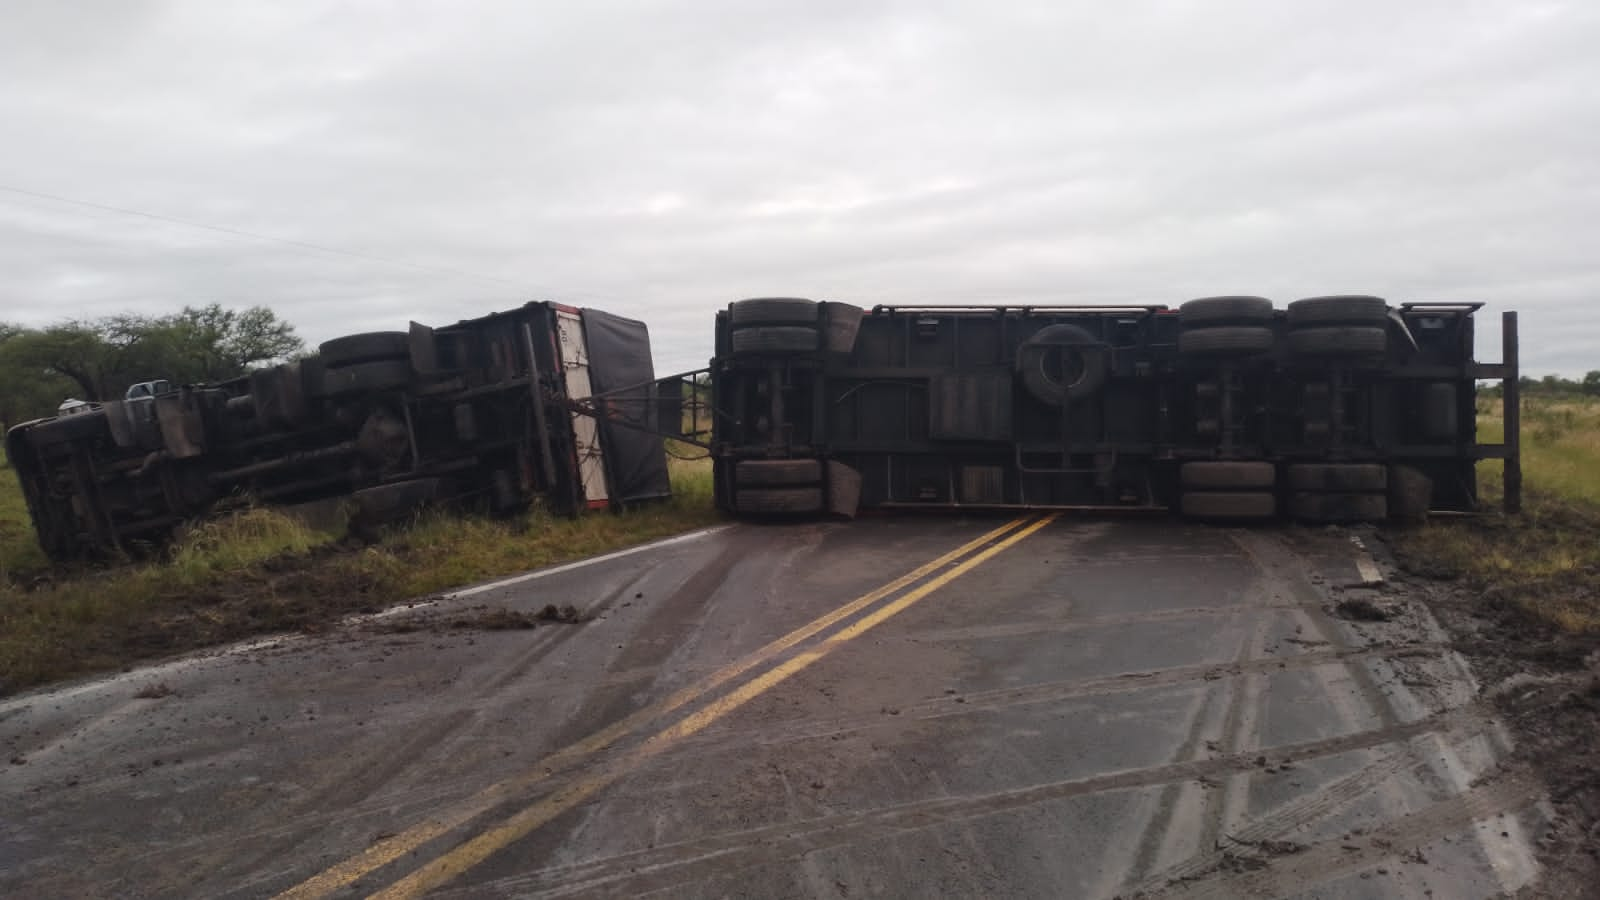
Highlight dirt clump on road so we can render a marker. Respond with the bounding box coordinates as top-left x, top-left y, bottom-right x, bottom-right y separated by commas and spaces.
364, 602, 588, 635
1332, 597, 1396, 622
